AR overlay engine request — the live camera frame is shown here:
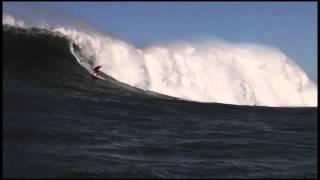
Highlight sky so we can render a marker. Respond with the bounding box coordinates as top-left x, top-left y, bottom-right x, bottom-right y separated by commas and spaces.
4, 2, 318, 83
